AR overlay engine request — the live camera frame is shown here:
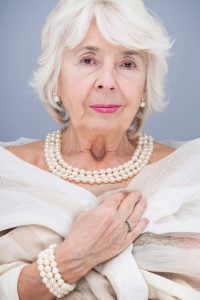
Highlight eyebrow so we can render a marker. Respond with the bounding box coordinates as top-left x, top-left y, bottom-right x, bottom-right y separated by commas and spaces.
121, 50, 141, 56
74, 46, 143, 57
